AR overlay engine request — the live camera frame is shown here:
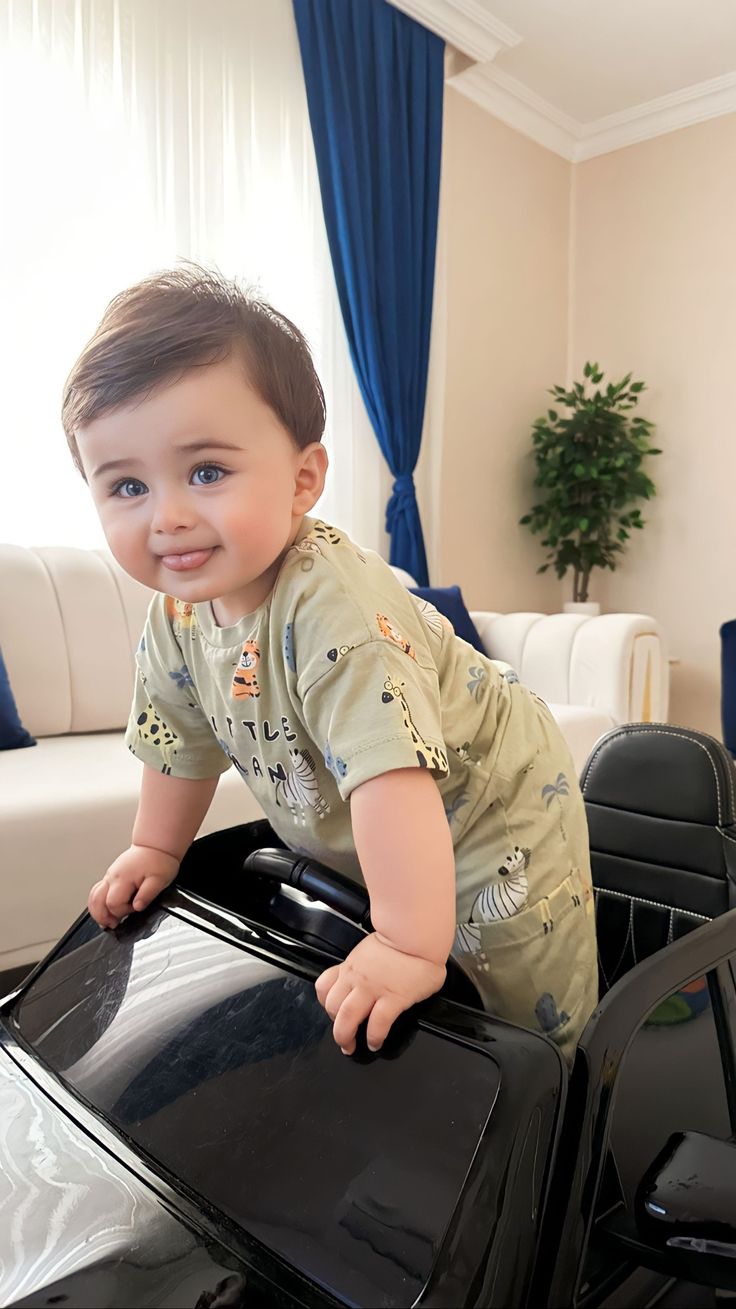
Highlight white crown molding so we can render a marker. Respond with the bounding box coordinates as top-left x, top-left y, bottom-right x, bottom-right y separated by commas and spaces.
577, 70, 736, 160
387, 0, 521, 65
449, 63, 736, 161
448, 63, 580, 160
